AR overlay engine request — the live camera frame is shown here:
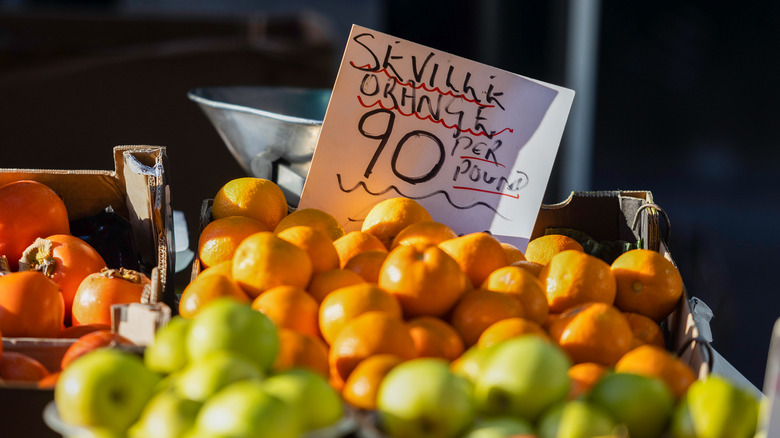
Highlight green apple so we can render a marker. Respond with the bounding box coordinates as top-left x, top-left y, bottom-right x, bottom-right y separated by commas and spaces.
127, 388, 201, 438
55, 348, 161, 433
474, 336, 571, 421
189, 379, 300, 438
144, 315, 192, 374
537, 399, 617, 438
461, 416, 536, 438
64, 426, 126, 438
670, 374, 759, 438
588, 372, 674, 438
262, 368, 343, 431
186, 297, 279, 372
377, 357, 475, 438
173, 350, 264, 402
451, 344, 499, 385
